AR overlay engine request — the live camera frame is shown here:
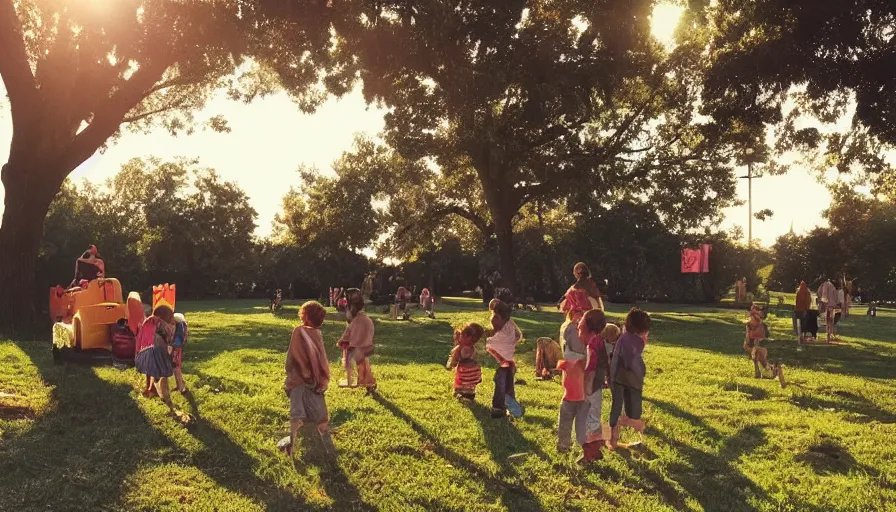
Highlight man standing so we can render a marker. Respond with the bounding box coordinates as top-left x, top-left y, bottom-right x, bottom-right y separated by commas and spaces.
816, 278, 838, 343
